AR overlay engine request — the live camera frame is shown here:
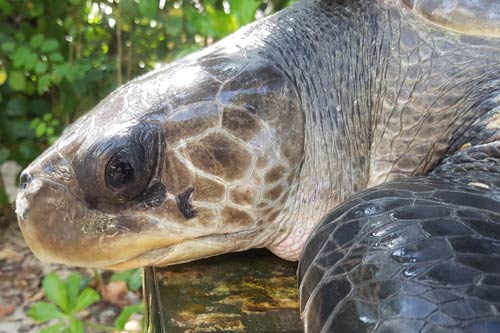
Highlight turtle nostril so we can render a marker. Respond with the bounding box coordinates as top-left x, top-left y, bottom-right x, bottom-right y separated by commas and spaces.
19, 171, 32, 190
